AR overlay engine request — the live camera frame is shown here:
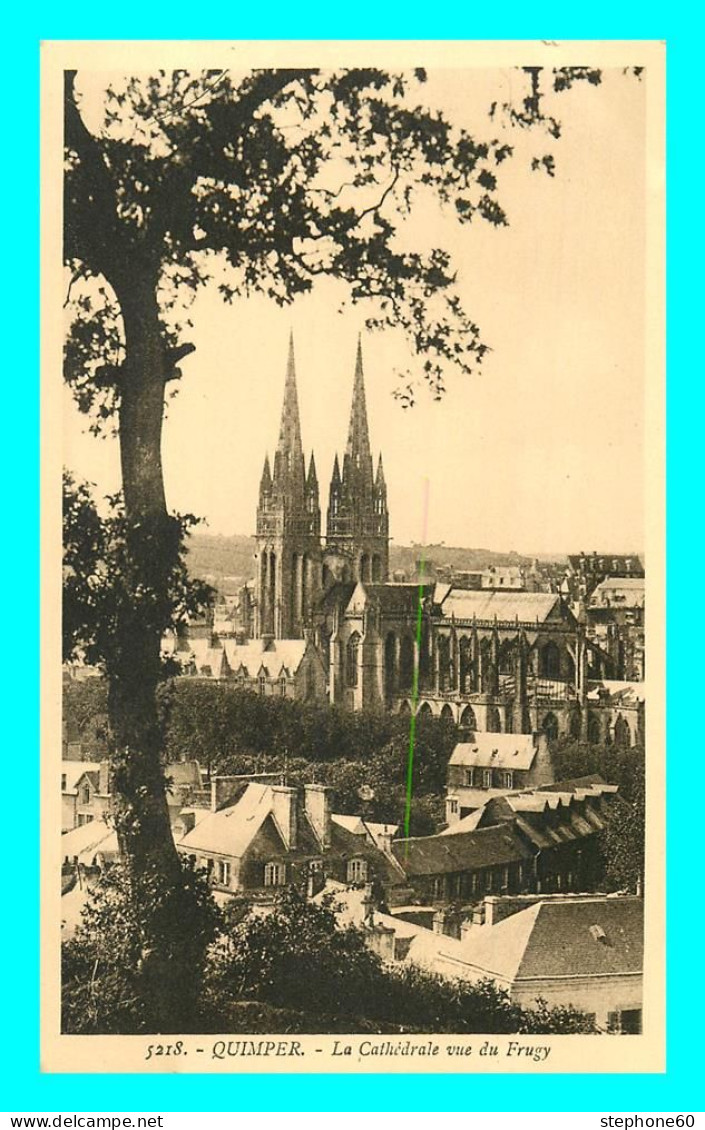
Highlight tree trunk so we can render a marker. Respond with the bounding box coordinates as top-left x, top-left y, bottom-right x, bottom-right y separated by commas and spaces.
106, 271, 195, 1030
